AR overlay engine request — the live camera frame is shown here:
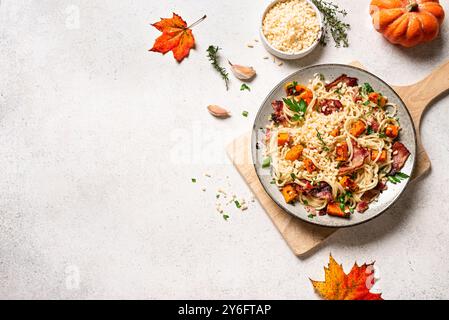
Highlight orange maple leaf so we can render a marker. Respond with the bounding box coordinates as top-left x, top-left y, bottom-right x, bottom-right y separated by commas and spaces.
149, 13, 206, 62
310, 254, 383, 300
